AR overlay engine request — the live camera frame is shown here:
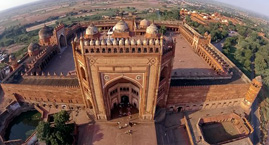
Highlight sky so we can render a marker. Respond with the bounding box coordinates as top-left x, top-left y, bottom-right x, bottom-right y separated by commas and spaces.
0, 0, 268, 17
215, 0, 269, 16
0, 0, 40, 11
